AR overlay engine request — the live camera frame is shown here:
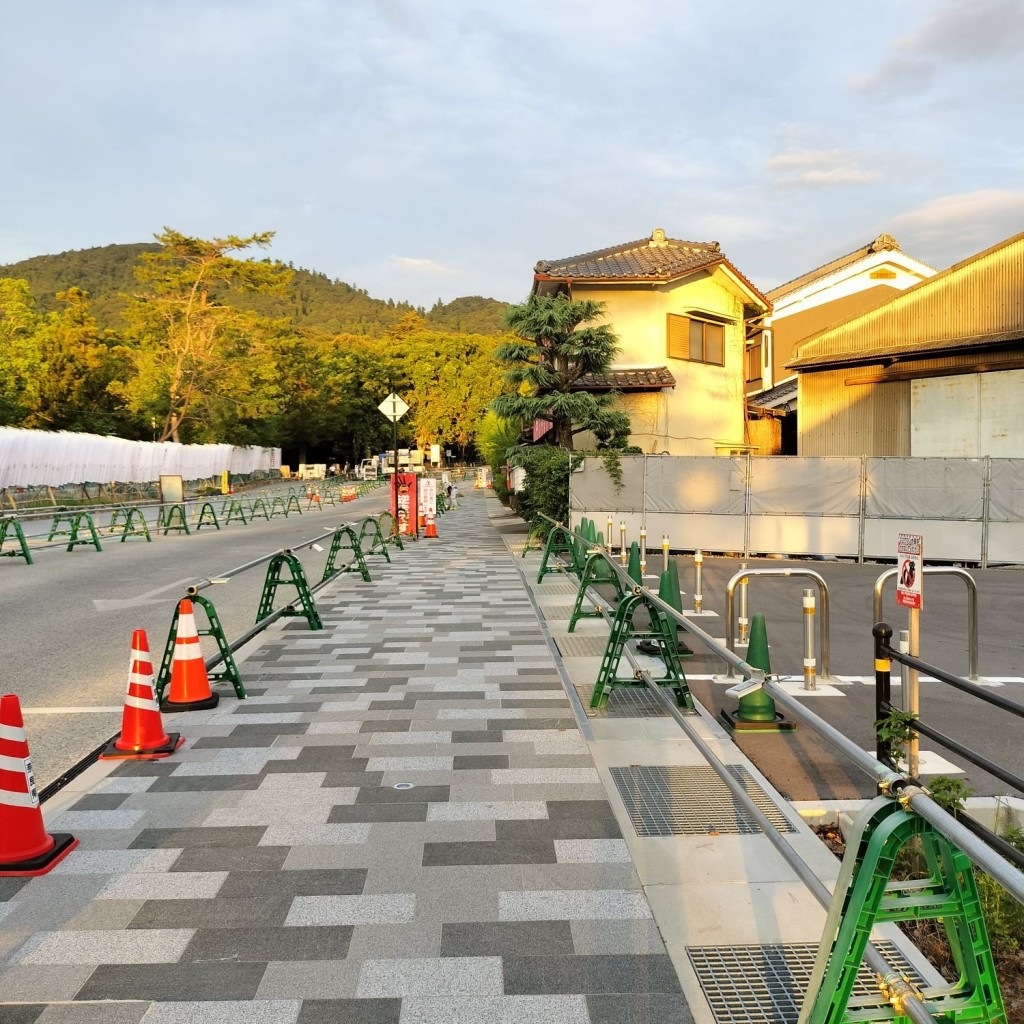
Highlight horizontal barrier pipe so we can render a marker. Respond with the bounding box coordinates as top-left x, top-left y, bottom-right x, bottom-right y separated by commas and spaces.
910, 716, 1024, 793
